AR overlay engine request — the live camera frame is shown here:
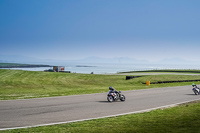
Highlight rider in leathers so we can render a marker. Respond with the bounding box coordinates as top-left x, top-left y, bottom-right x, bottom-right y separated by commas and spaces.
109, 86, 120, 99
